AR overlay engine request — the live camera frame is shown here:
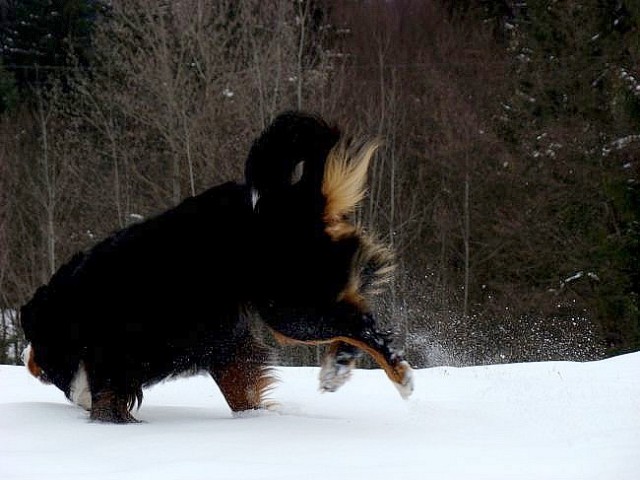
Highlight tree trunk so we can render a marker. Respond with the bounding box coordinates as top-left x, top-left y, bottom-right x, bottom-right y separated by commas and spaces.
463, 166, 470, 318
